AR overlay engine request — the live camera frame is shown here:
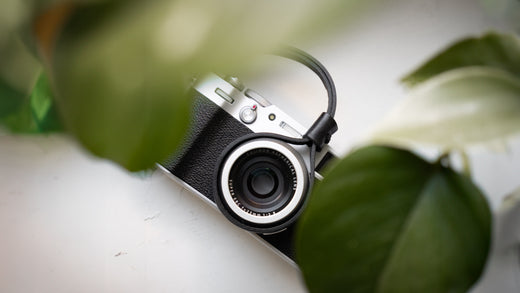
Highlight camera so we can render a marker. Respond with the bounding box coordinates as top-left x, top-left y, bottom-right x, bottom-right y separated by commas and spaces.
159, 48, 337, 261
